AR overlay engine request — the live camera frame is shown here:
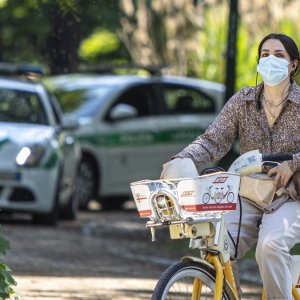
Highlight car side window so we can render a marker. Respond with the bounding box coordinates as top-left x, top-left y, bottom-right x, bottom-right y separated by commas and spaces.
106, 84, 155, 120
163, 85, 216, 114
